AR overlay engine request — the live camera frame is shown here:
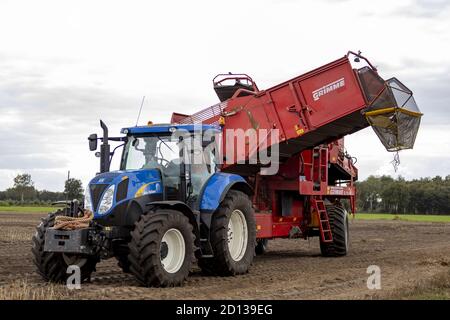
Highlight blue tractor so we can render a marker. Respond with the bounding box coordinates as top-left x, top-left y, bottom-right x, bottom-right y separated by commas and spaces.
32, 121, 256, 287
